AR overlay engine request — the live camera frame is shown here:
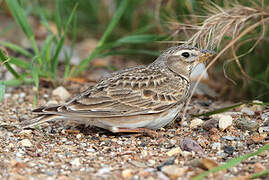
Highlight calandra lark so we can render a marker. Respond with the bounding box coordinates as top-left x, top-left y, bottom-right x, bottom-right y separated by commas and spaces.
20, 45, 215, 133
